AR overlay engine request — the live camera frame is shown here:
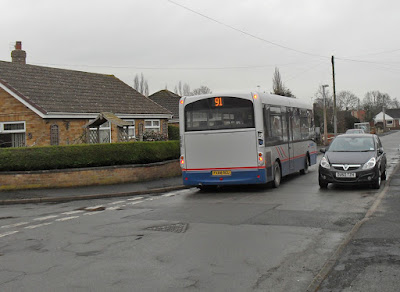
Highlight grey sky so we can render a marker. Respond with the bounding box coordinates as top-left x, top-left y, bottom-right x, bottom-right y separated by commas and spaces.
2, 0, 400, 105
